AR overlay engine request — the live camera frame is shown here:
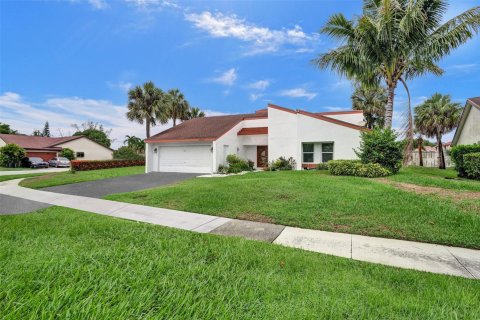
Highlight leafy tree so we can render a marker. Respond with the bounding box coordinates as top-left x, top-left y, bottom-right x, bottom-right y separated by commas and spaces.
0, 143, 26, 168
72, 121, 112, 148
185, 107, 206, 120
351, 83, 387, 129
127, 81, 168, 138
42, 121, 51, 137
0, 123, 17, 134
414, 93, 462, 169
32, 130, 43, 136
355, 128, 403, 173
113, 146, 145, 160
314, 0, 480, 128
166, 89, 190, 126
124, 135, 145, 154
59, 148, 75, 160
